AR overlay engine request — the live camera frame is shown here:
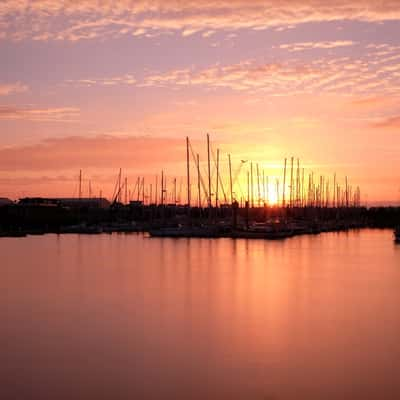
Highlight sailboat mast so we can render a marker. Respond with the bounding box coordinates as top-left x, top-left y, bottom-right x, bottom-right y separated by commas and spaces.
215, 148, 220, 208
283, 158, 287, 207
296, 159, 300, 207
290, 157, 294, 208
207, 134, 212, 208
174, 178, 177, 205
142, 177, 145, 204
118, 168, 122, 203
301, 168, 305, 208
197, 154, 201, 208
276, 179, 280, 206
161, 170, 164, 206
333, 173, 337, 207
228, 154, 233, 204
155, 175, 158, 206
79, 169, 82, 199
247, 171, 250, 204
262, 170, 266, 205
250, 162, 254, 208
124, 177, 128, 204
150, 183, 153, 205
186, 136, 190, 207
257, 163, 261, 207
136, 177, 140, 201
